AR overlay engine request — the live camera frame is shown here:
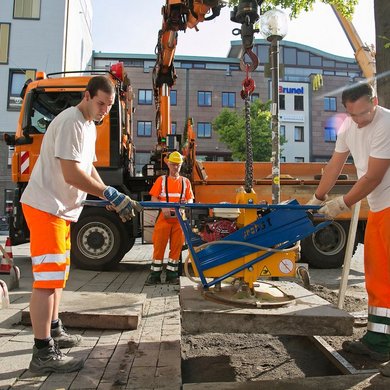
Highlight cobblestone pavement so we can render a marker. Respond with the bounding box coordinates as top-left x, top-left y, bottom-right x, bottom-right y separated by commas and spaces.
0, 236, 181, 390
